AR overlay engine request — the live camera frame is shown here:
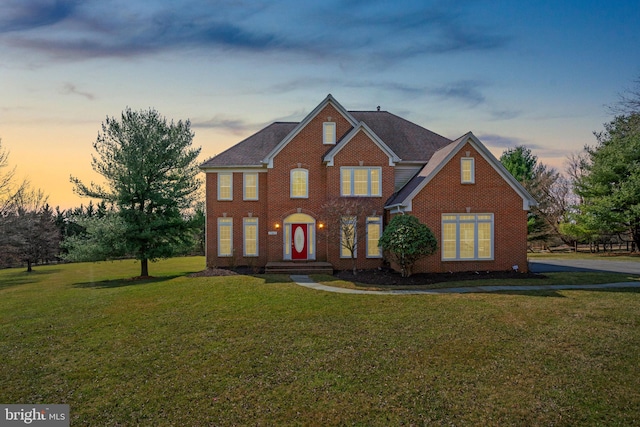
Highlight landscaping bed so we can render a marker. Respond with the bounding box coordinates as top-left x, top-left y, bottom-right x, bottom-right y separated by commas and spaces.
334, 268, 544, 286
